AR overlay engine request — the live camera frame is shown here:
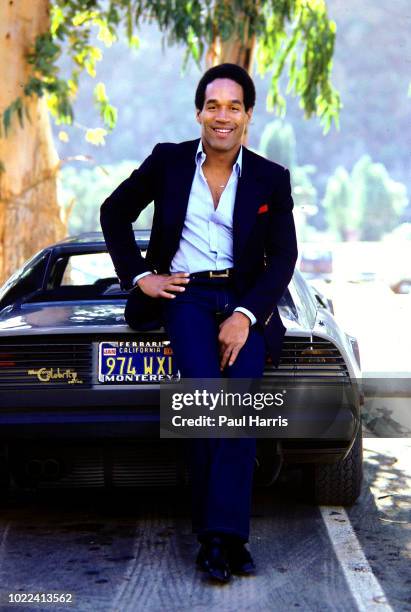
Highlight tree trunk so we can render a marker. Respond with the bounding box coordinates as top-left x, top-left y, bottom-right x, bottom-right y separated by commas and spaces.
206, 30, 256, 74
206, 12, 256, 145
0, 0, 65, 286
